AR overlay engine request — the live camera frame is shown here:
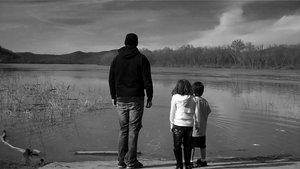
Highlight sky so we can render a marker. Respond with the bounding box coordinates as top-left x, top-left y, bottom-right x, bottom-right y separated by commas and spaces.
0, 0, 300, 54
